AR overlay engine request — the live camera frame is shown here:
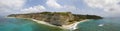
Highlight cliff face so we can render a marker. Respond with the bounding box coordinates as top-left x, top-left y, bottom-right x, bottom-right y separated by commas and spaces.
8, 12, 102, 26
